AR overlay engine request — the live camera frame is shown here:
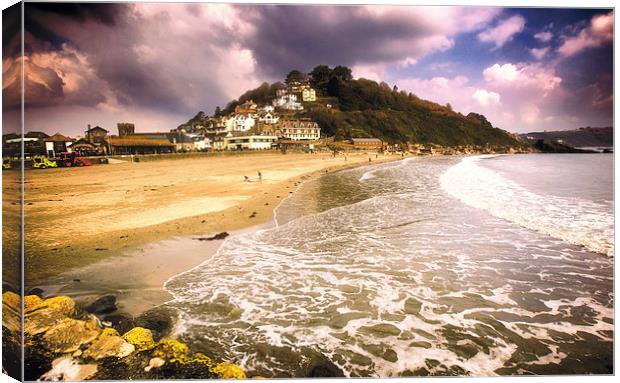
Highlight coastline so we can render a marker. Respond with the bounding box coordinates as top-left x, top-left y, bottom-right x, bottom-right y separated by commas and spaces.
7, 152, 613, 379
23, 151, 405, 315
